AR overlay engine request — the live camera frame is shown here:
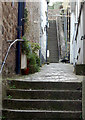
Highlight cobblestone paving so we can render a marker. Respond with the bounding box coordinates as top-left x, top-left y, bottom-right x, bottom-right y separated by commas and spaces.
23, 63, 83, 82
